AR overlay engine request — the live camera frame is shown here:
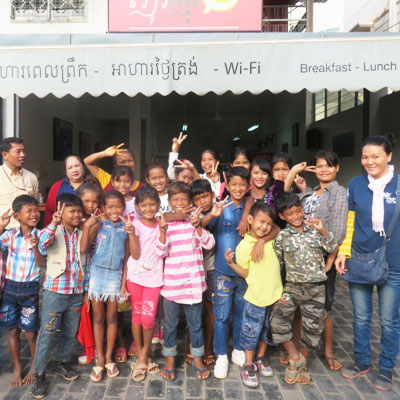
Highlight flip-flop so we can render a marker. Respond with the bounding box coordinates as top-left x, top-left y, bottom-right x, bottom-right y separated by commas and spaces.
192, 361, 210, 380
131, 362, 147, 382
105, 363, 119, 378
90, 366, 104, 382
115, 347, 127, 363
202, 354, 215, 366
161, 367, 176, 381
325, 357, 342, 371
